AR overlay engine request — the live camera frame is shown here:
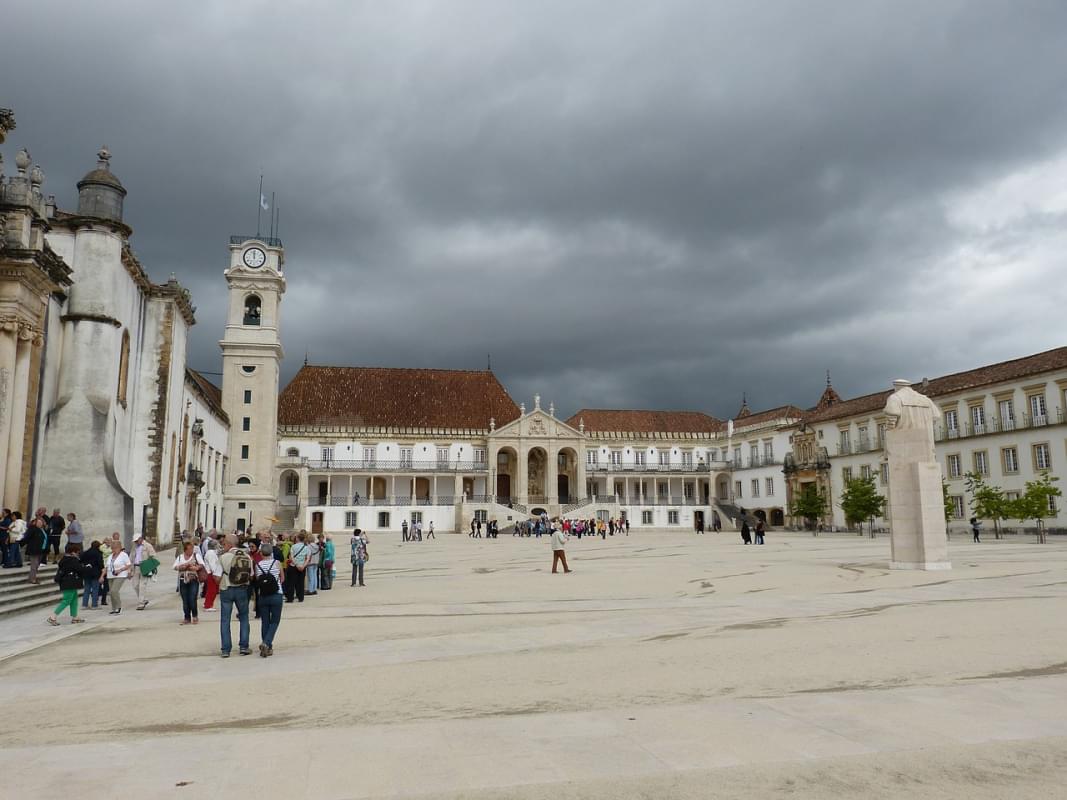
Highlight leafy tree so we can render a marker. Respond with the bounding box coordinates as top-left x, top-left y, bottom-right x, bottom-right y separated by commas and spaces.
942, 479, 955, 524
964, 472, 1008, 540
839, 476, 886, 535
1007, 471, 1062, 543
790, 483, 828, 531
